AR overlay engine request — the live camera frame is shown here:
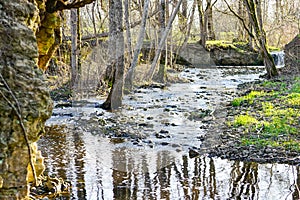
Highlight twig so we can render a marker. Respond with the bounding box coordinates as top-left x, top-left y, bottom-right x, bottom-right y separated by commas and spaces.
0, 74, 38, 186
